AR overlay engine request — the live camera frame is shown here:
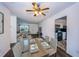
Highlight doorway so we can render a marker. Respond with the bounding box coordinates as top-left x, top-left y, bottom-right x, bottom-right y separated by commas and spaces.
55, 16, 67, 51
